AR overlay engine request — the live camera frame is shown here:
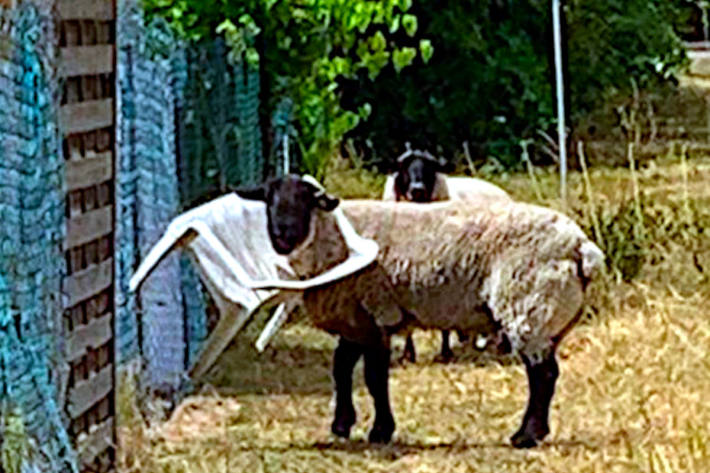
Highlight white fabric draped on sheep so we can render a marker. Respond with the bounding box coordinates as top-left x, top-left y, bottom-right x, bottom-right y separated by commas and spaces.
129, 179, 378, 377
